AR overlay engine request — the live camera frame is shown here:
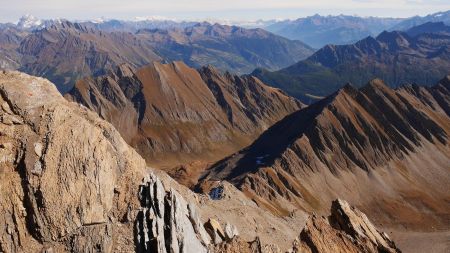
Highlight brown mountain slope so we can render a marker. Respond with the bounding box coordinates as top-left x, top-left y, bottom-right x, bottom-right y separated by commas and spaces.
137, 22, 313, 74
0, 27, 27, 70
66, 61, 302, 185
2, 21, 313, 93
200, 77, 450, 232
18, 21, 161, 93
